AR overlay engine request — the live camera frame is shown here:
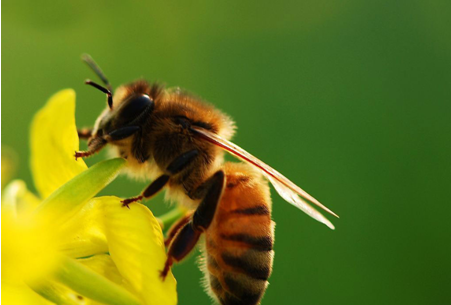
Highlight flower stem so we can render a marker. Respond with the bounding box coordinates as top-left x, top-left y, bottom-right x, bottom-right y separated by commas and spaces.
158, 206, 188, 229
33, 158, 125, 226
54, 256, 141, 305
28, 278, 84, 305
